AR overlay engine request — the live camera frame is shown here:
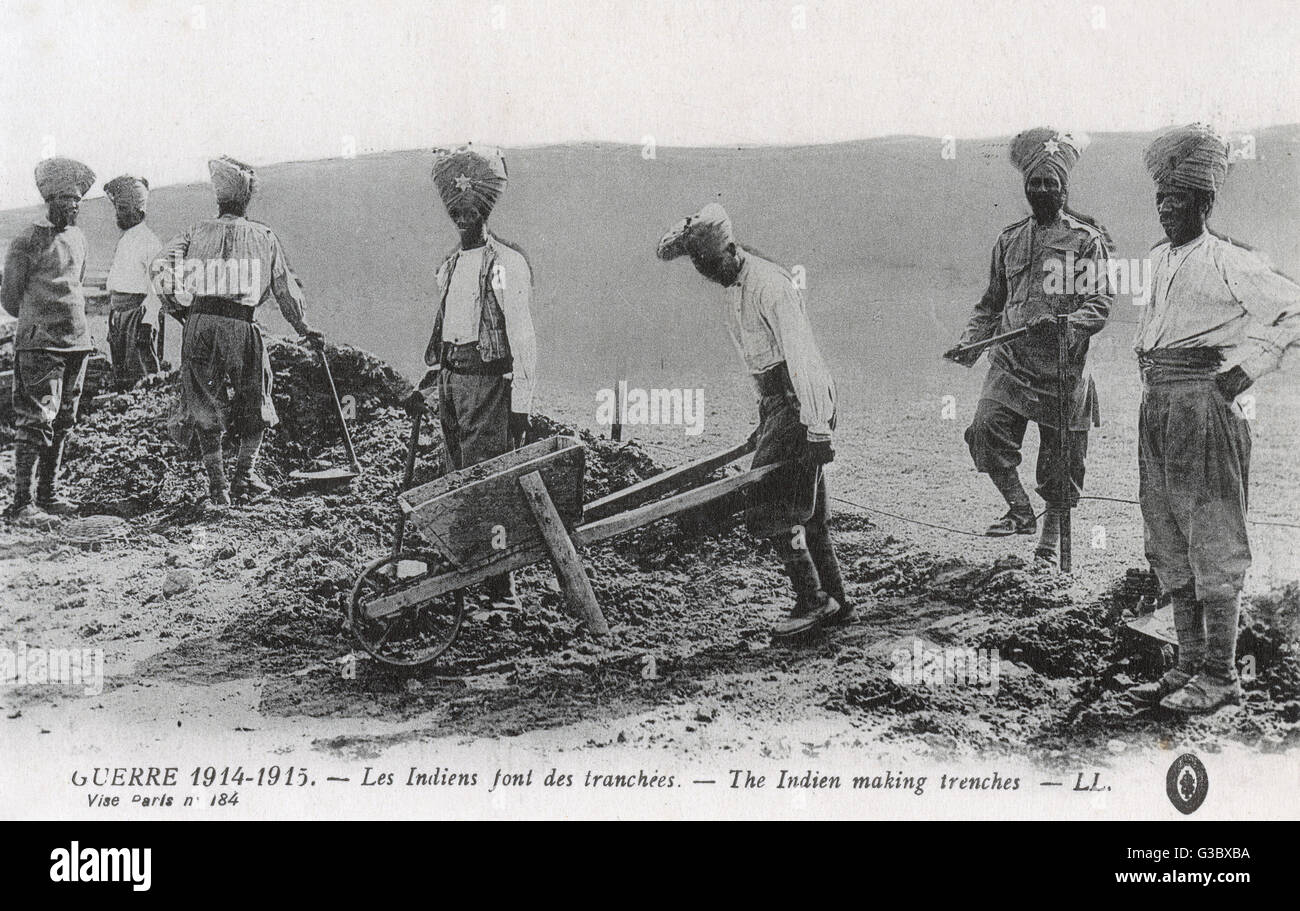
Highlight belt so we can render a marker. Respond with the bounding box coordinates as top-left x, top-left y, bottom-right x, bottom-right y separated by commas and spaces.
192, 297, 255, 322
442, 342, 511, 376
1139, 347, 1223, 385
753, 362, 794, 397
